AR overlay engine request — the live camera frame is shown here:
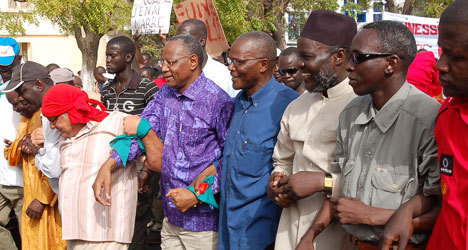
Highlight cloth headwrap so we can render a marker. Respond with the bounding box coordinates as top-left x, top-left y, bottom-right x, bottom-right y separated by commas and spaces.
300, 10, 357, 48
42, 84, 108, 123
